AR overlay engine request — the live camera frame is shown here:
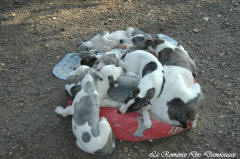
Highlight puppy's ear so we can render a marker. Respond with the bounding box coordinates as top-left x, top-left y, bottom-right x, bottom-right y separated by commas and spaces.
83, 81, 94, 94
145, 40, 153, 46
93, 71, 103, 81
153, 39, 164, 46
